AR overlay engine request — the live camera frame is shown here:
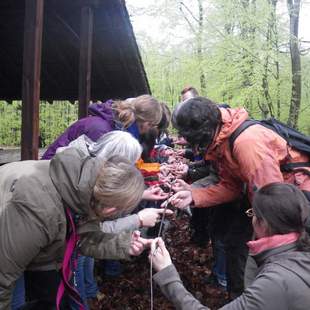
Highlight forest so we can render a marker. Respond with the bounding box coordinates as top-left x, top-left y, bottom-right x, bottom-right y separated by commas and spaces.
0, 0, 309, 146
